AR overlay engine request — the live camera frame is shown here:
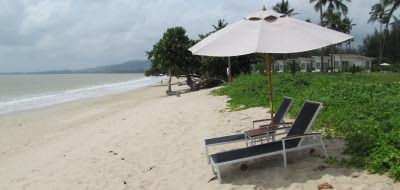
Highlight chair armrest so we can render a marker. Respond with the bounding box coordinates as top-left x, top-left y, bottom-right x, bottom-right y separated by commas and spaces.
245, 126, 292, 137
260, 122, 293, 128
252, 119, 272, 128
253, 118, 272, 123
282, 133, 322, 141
267, 126, 292, 133
277, 122, 293, 125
